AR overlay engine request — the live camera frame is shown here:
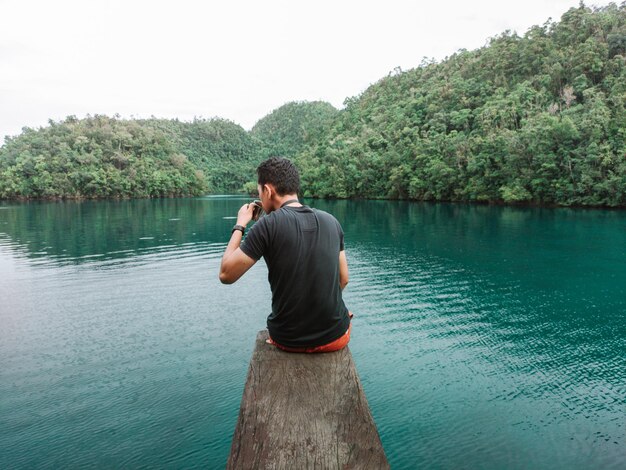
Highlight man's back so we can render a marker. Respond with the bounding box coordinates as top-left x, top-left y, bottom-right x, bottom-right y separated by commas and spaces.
241, 205, 350, 348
